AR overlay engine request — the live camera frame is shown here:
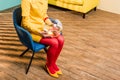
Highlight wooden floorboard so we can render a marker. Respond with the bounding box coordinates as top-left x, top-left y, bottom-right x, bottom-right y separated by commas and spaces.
0, 5, 120, 80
